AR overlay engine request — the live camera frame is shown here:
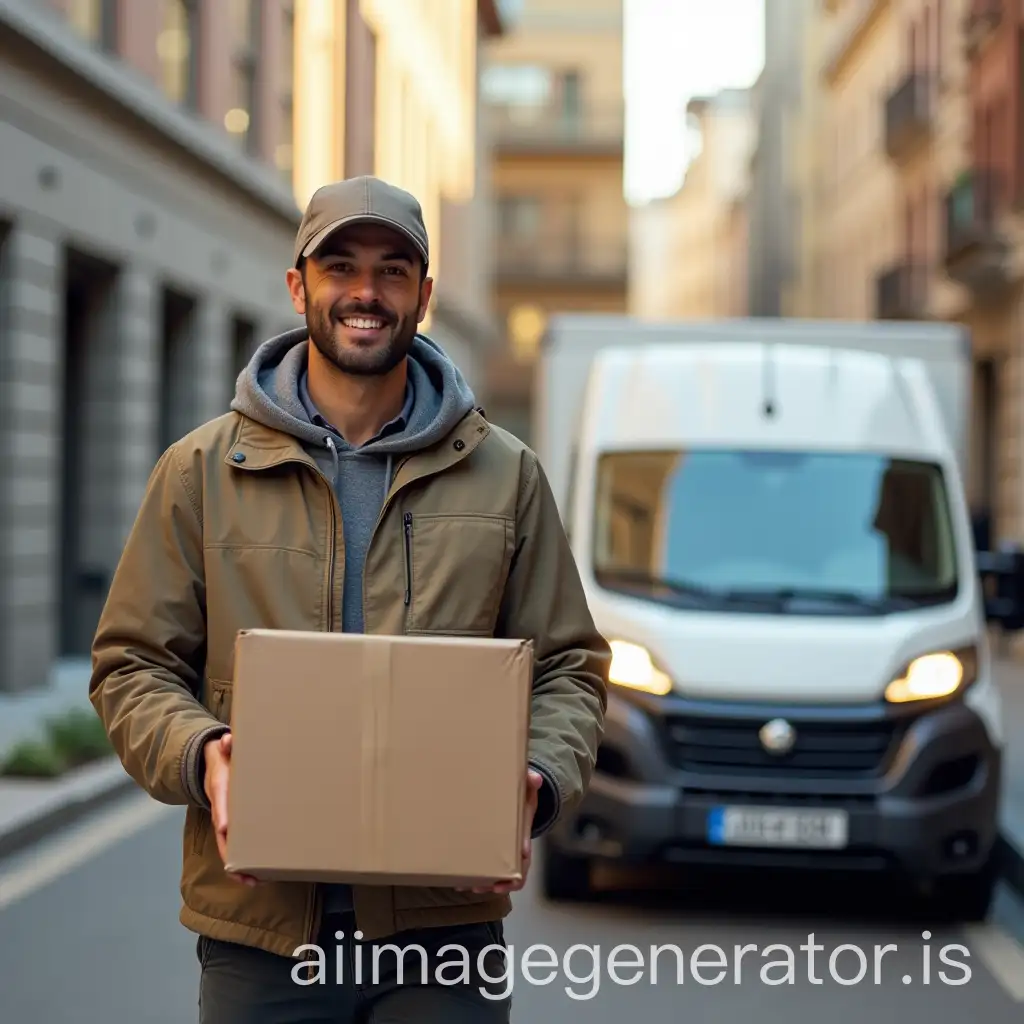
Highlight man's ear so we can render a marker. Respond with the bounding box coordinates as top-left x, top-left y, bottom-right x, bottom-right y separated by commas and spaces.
417, 277, 434, 323
285, 267, 306, 315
